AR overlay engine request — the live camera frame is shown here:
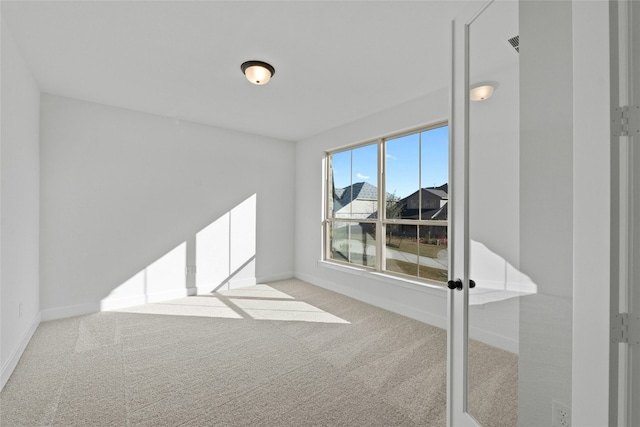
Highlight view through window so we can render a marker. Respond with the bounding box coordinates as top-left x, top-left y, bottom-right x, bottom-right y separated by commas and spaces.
326, 123, 449, 283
